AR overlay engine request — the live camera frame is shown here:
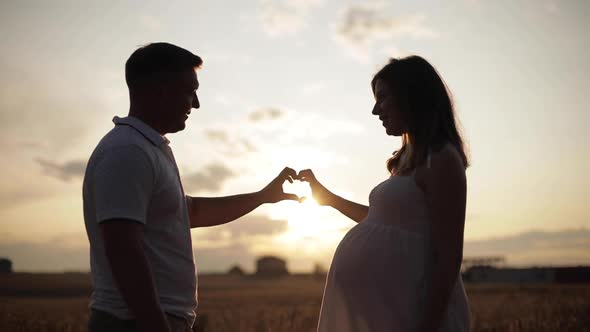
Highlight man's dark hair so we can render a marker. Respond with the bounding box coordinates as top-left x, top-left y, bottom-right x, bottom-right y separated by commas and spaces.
125, 42, 203, 90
